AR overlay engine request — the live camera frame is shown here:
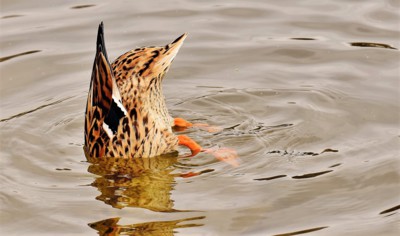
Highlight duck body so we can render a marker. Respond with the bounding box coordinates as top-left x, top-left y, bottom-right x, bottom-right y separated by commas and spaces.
84, 22, 189, 158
